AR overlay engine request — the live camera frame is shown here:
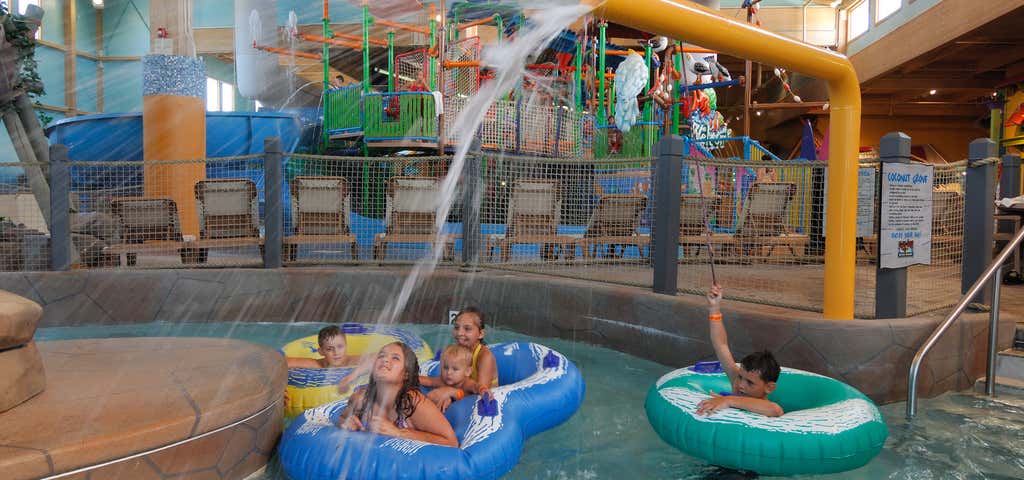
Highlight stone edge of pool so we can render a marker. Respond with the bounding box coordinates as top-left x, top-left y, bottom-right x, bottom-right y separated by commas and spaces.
0, 266, 1013, 405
